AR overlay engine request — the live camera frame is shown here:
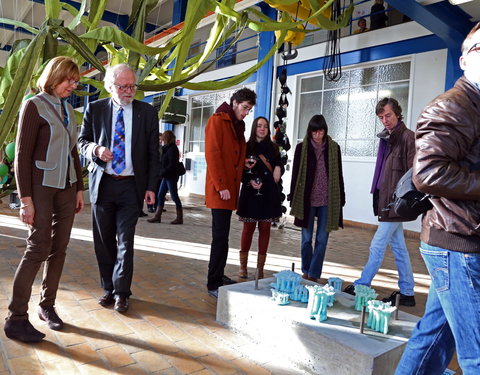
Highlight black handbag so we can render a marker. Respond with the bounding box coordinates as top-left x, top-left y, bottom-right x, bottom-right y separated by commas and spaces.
177, 161, 186, 176
390, 168, 432, 221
